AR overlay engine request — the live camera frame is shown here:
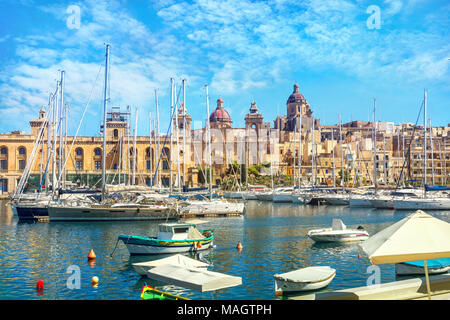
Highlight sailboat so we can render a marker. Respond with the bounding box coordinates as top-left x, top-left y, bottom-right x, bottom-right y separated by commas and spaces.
46, 44, 179, 221
177, 85, 245, 216
392, 90, 450, 210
